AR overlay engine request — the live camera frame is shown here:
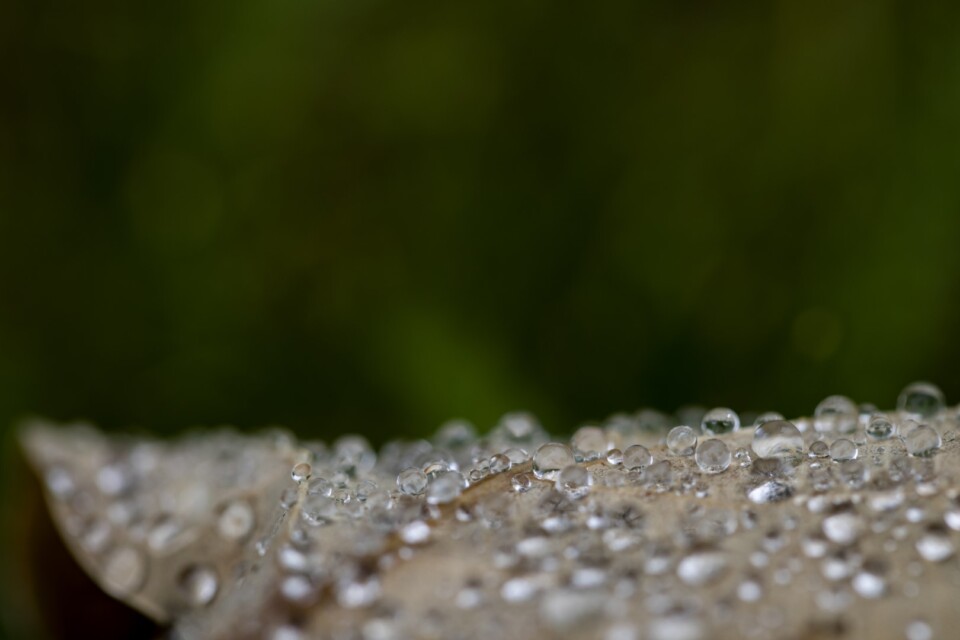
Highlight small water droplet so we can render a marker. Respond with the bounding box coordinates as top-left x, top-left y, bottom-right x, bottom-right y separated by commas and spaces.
822, 511, 863, 545
916, 526, 954, 562
216, 499, 254, 542
555, 465, 592, 498
178, 564, 219, 607
695, 439, 730, 474
623, 445, 652, 471
511, 472, 532, 493
666, 426, 697, 456
809, 441, 830, 458
867, 415, 896, 440
102, 546, 147, 596
829, 439, 858, 462
291, 462, 311, 484
425, 471, 464, 505
906, 619, 933, 640
397, 467, 428, 496
399, 520, 431, 545
748, 481, 793, 504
